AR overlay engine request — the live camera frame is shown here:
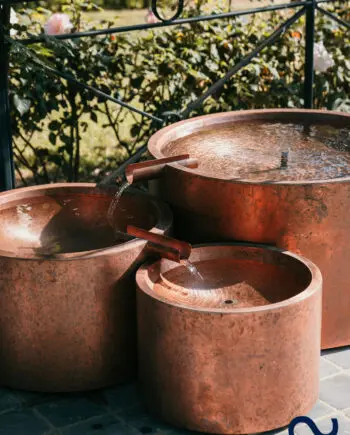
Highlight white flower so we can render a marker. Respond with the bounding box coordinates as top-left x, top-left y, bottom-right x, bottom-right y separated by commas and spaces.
10, 8, 18, 37
44, 13, 73, 36
314, 41, 335, 72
